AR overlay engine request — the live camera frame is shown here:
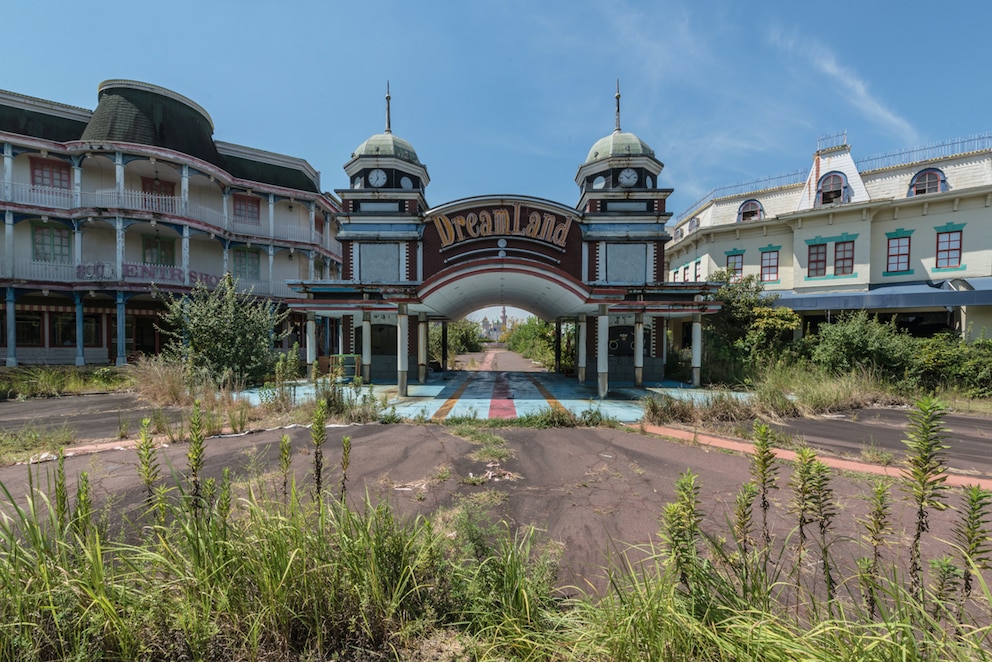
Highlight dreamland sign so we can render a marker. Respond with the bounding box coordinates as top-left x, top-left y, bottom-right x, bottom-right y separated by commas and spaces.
430, 203, 576, 250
